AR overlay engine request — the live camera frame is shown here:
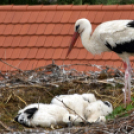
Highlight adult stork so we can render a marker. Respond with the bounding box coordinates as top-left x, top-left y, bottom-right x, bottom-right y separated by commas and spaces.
66, 18, 134, 105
